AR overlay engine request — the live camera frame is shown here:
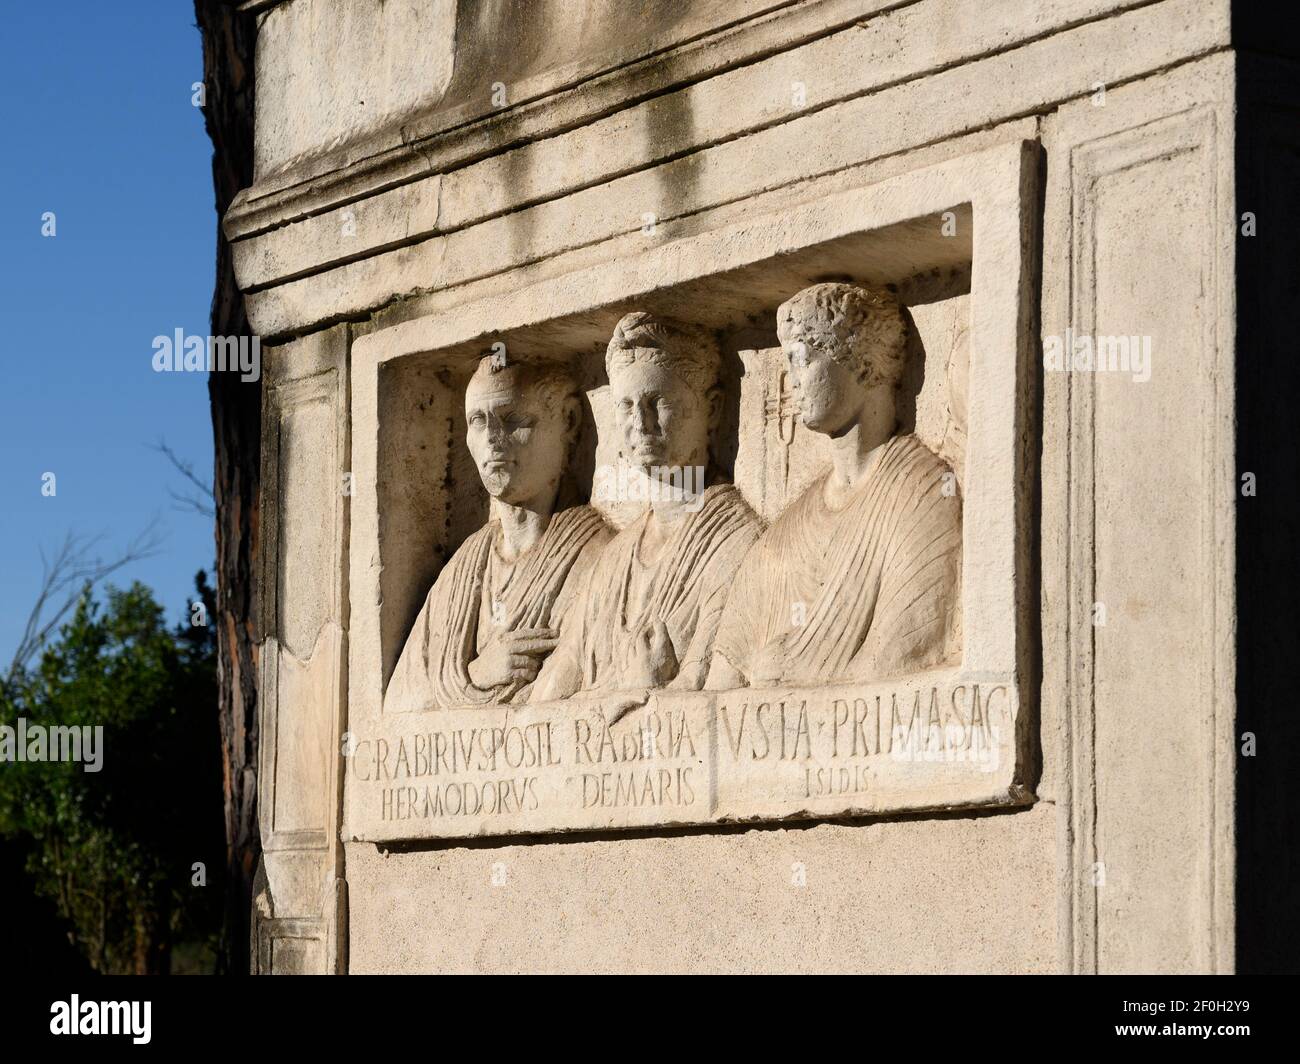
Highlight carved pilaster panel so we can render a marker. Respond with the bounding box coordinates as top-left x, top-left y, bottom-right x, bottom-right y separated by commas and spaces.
1045, 56, 1236, 974
255, 325, 352, 973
